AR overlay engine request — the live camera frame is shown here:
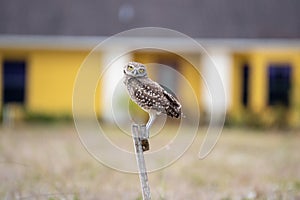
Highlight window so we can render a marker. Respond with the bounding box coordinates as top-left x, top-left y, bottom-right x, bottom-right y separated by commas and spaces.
242, 63, 250, 107
3, 60, 27, 104
268, 65, 291, 107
